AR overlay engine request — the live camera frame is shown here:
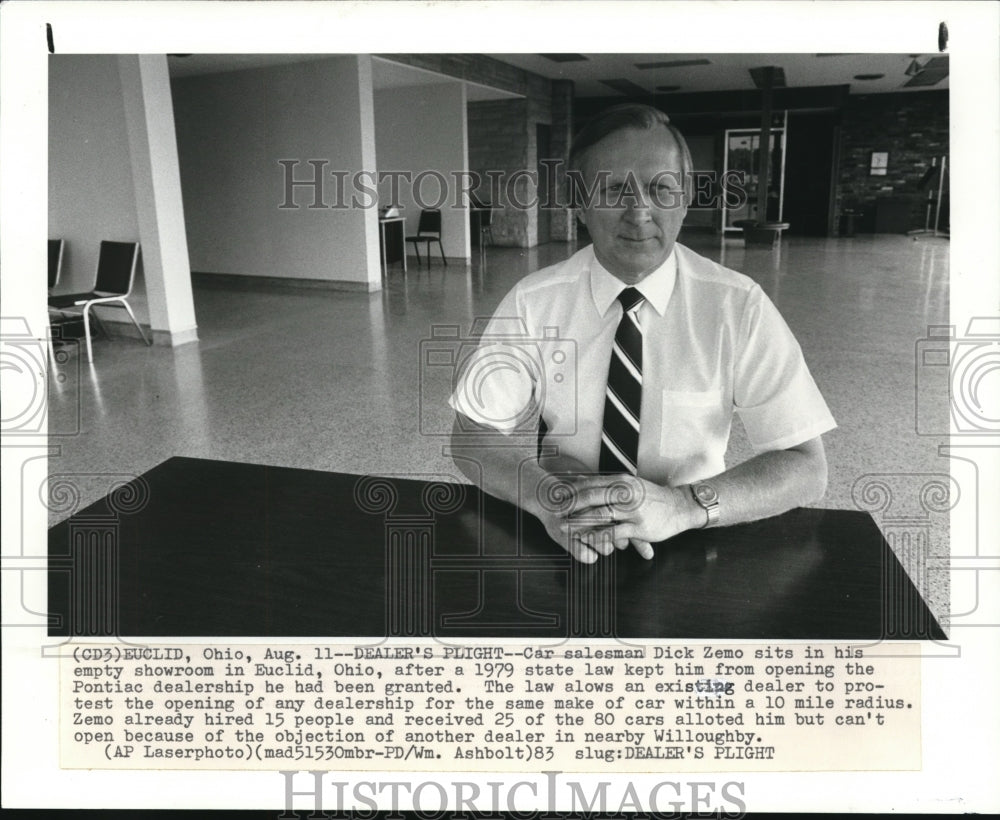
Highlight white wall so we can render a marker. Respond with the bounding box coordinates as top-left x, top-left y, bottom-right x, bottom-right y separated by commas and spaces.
374, 82, 470, 260
172, 56, 380, 288
48, 55, 150, 322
